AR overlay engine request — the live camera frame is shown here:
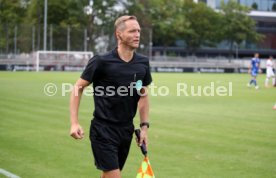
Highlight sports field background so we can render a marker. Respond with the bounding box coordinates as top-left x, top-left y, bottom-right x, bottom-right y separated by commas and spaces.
0, 72, 276, 178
